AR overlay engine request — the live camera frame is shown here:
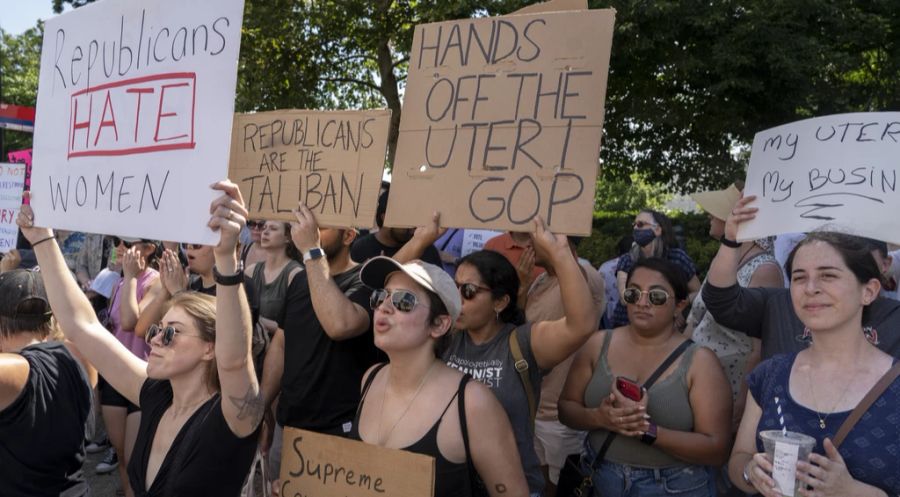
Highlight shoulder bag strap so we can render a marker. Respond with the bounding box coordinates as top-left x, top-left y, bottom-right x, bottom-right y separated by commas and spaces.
833, 361, 900, 448
508, 328, 536, 431
587, 339, 694, 472
456, 374, 482, 496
